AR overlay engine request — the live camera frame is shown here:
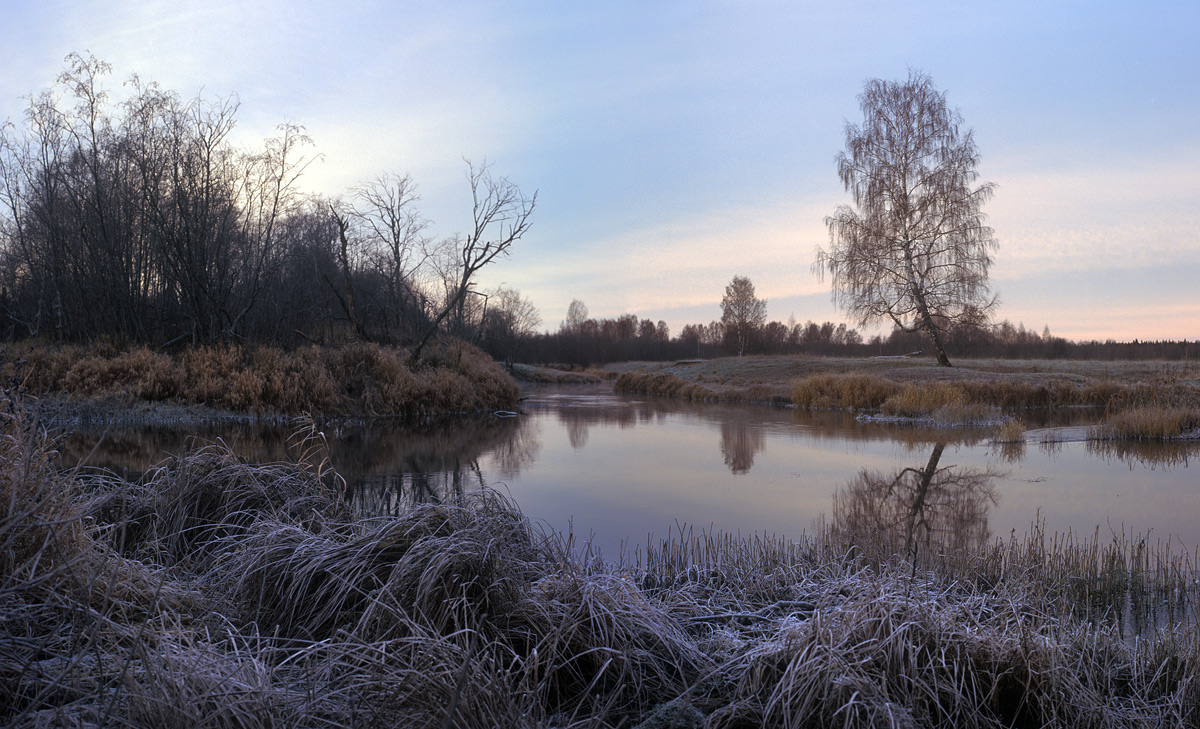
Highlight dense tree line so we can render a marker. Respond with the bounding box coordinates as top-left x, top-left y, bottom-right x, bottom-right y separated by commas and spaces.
499, 302, 1198, 367
0, 54, 534, 351
516, 296, 869, 366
